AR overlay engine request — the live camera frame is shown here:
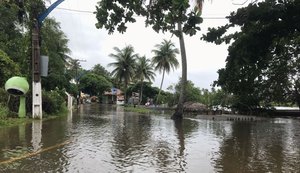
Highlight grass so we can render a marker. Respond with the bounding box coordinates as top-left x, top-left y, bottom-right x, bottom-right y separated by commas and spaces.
0, 117, 32, 127
0, 105, 69, 128
123, 105, 158, 114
